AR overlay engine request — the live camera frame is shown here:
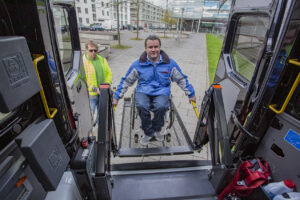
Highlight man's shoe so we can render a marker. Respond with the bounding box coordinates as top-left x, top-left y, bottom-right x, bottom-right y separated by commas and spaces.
140, 135, 152, 146
154, 131, 164, 142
